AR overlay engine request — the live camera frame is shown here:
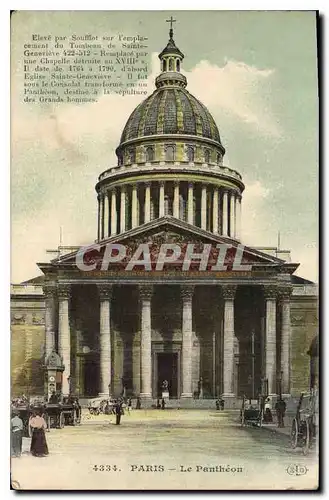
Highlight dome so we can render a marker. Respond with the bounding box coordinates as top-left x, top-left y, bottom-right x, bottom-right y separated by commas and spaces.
96, 22, 244, 245
119, 87, 223, 147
